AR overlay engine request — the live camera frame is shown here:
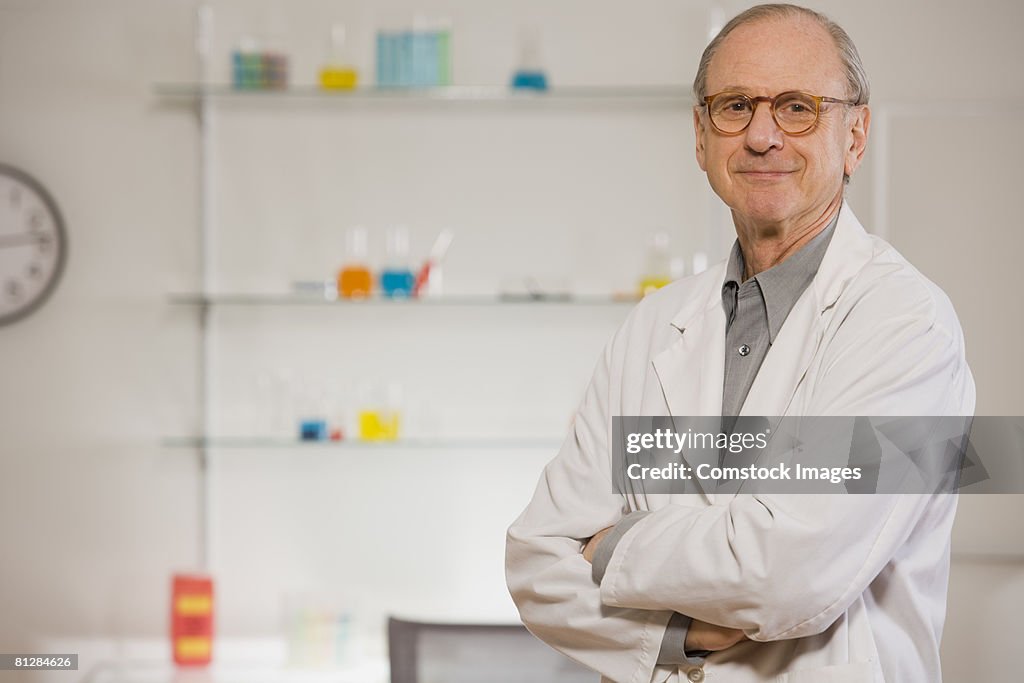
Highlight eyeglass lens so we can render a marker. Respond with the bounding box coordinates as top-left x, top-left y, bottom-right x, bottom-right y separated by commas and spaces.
709, 92, 819, 134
